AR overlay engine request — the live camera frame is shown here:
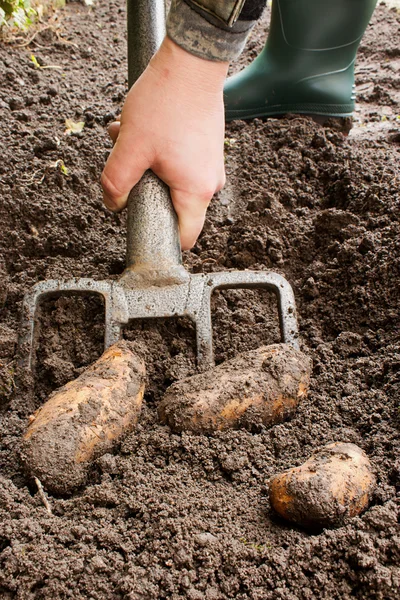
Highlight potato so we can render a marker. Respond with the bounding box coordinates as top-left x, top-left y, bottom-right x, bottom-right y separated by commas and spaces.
269, 442, 376, 529
21, 341, 146, 494
158, 344, 312, 433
